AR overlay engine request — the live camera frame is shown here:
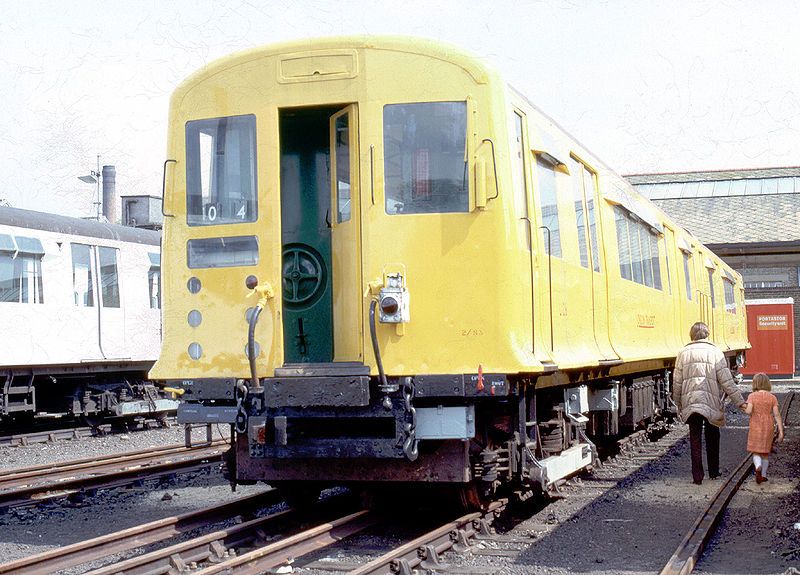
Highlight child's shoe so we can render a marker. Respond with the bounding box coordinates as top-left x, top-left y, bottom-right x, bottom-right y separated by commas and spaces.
755, 467, 765, 484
